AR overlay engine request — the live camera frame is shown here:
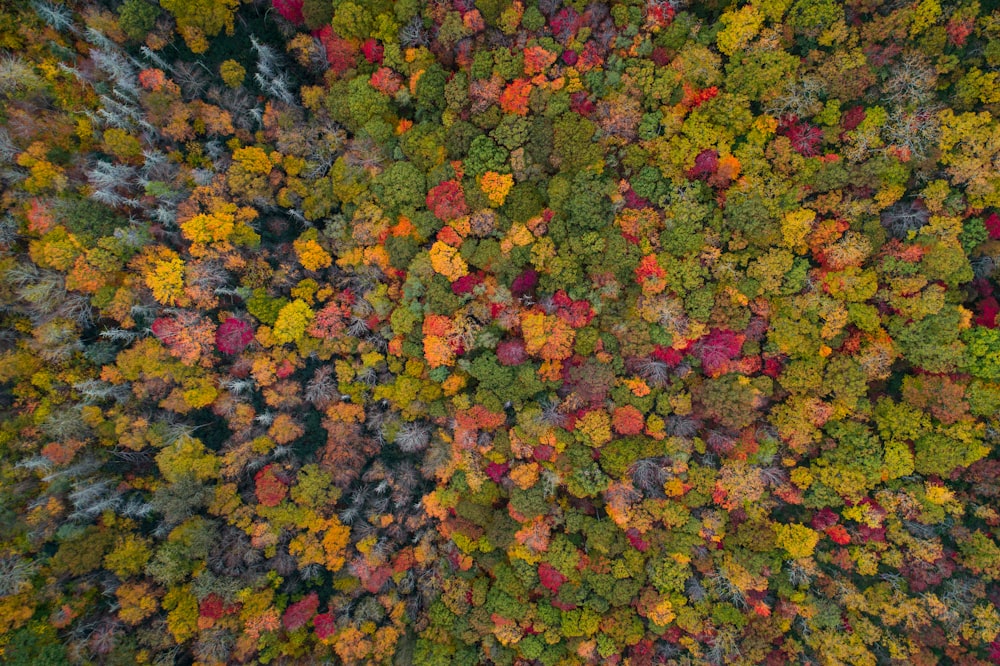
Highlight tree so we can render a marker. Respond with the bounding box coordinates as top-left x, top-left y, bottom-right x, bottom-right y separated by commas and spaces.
499, 79, 532, 116
716, 6, 764, 56
612, 406, 645, 436
272, 300, 315, 345
465, 135, 510, 177
521, 311, 575, 361
216, 317, 254, 354
159, 0, 239, 52
219, 59, 246, 88
118, 0, 161, 40
254, 464, 289, 507
773, 523, 820, 559
156, 437, 219, 484
695, 374, 770, 430
429, 242, 470, 281
294, 234, 332, 272
962, 327, 1000, 381
282, 592, 319, 632
479, 171, 514, 207
937, 110, 1000, 208
427, 180, 469, 221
